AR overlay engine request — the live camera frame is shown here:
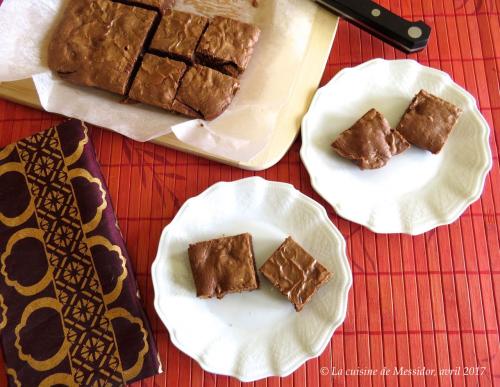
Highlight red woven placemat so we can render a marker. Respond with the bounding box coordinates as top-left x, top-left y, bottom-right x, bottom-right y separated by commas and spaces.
0, 0, 499, 386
